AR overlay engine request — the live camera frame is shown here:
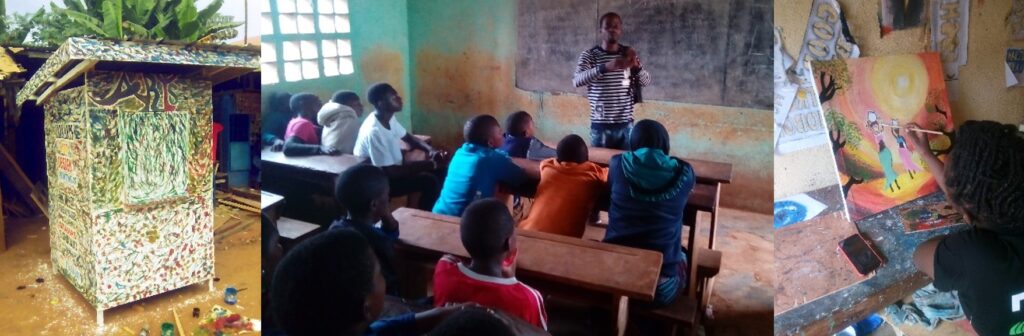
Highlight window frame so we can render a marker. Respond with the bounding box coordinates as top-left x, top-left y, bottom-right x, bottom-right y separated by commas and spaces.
262, 0, 353, 83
